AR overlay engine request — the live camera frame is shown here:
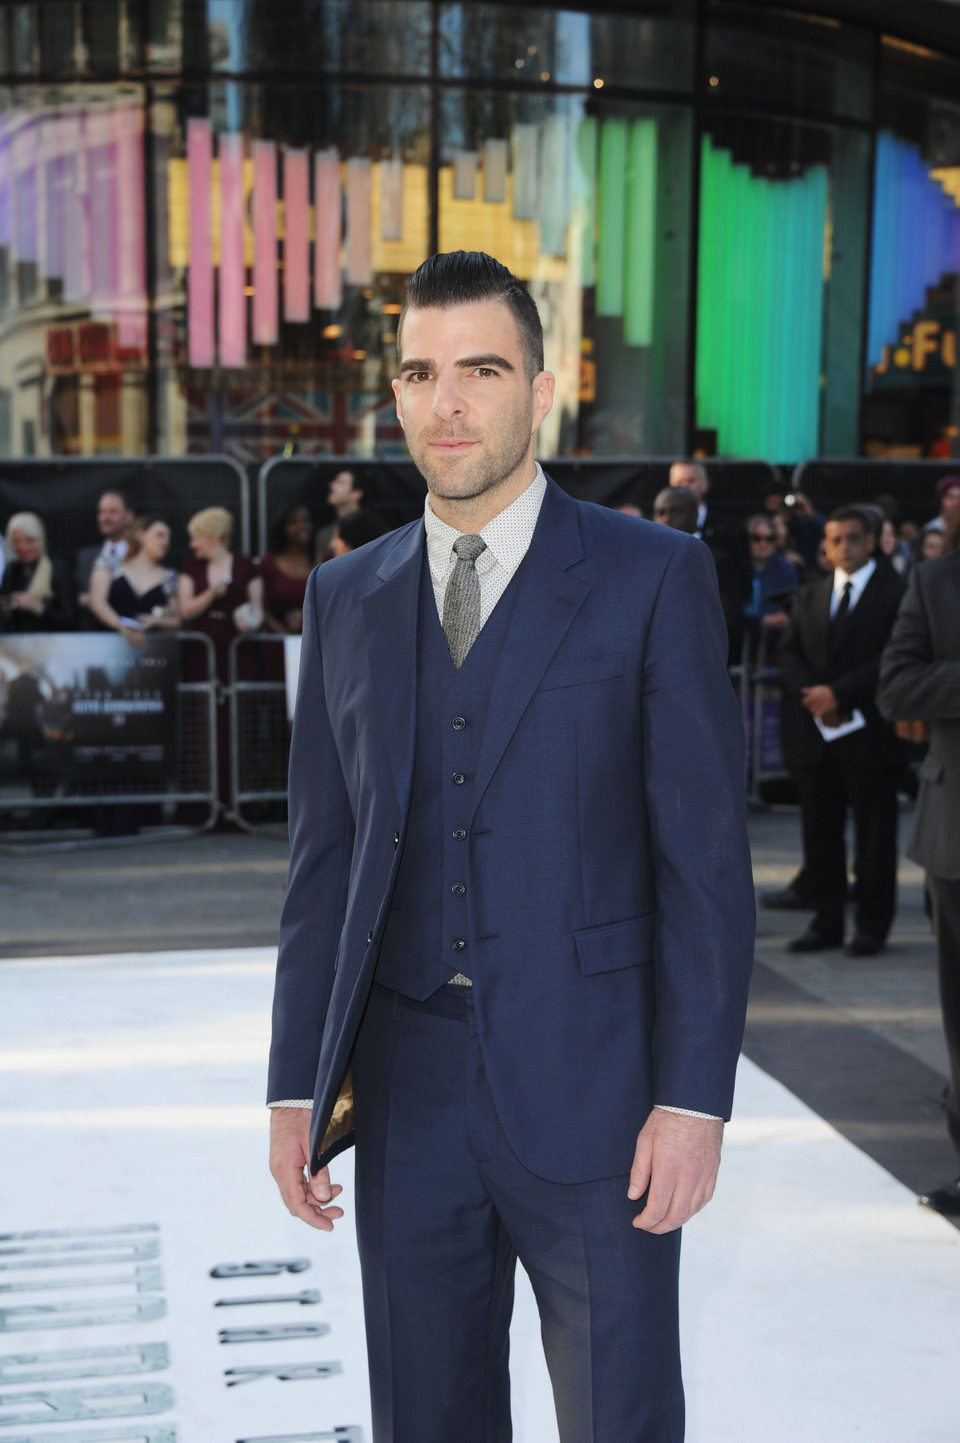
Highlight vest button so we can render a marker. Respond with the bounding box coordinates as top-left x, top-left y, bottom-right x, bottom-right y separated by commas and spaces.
452, 772, 465, 785
392, 832, 400, 846
452, 827, 467, 840
452, 937, 467, 951
452, 715, 466, 730
451, 882, 466, 896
